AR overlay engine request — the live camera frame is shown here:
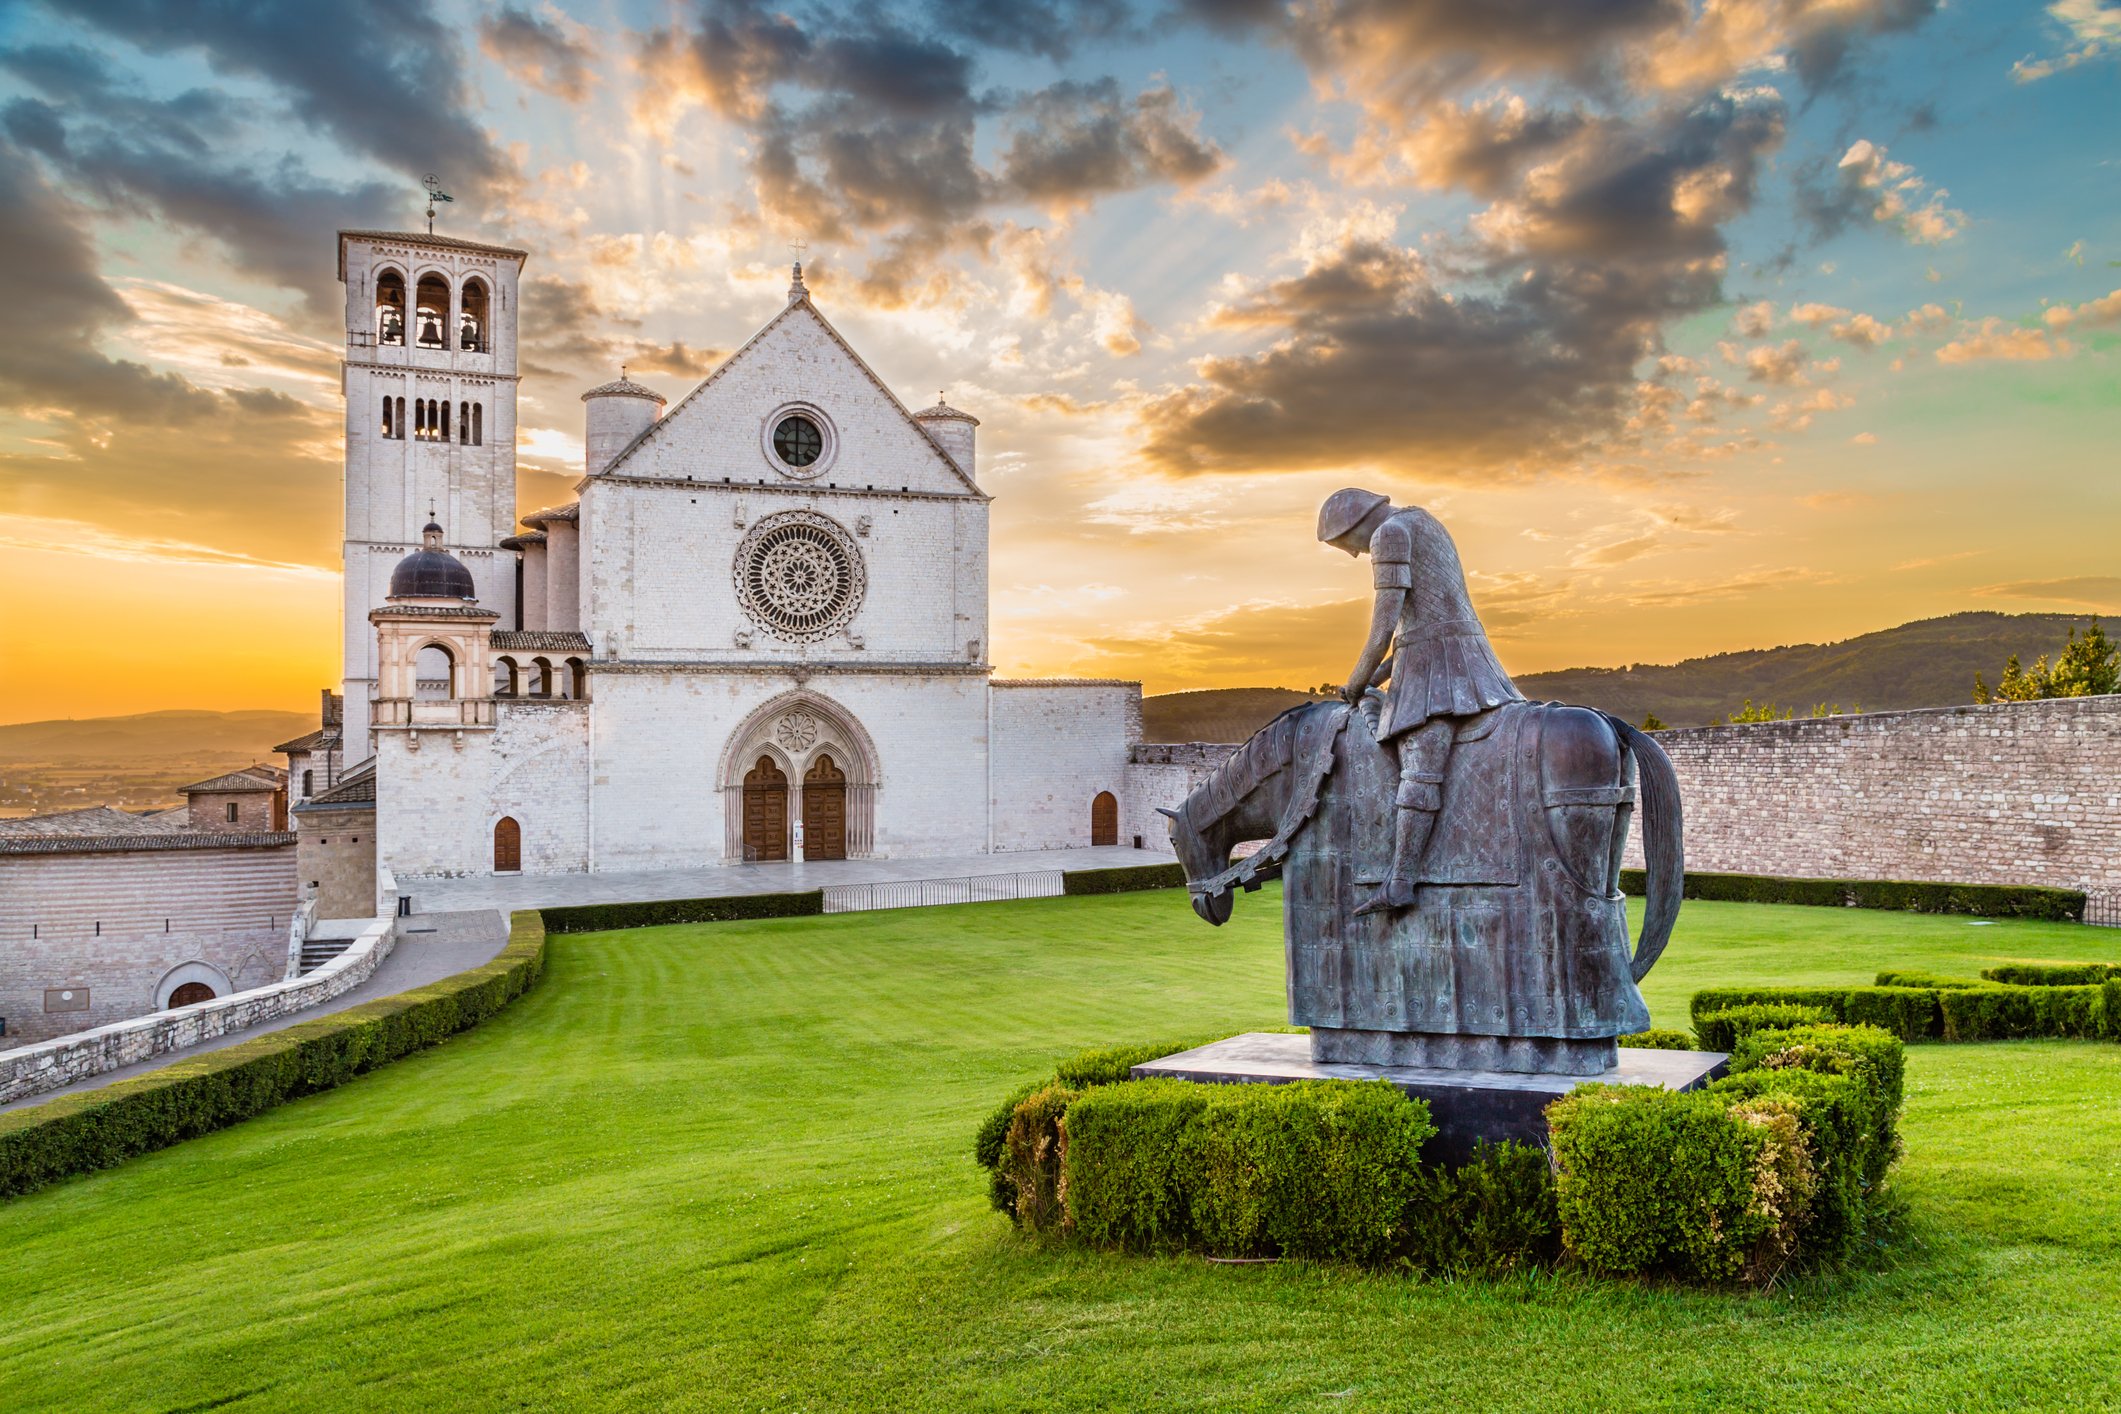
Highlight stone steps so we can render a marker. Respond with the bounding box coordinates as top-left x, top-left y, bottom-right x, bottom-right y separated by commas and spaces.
298, 937, 355, 975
